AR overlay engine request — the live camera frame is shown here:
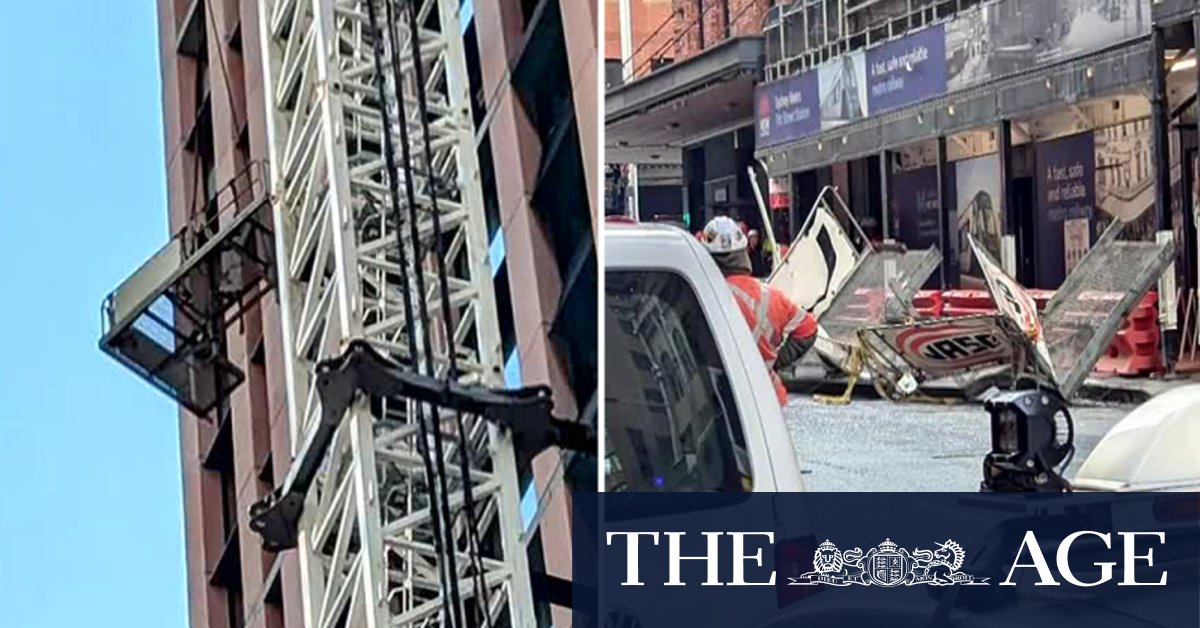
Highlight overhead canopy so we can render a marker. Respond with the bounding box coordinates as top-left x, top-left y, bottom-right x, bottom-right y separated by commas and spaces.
606, 36, 763, 165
